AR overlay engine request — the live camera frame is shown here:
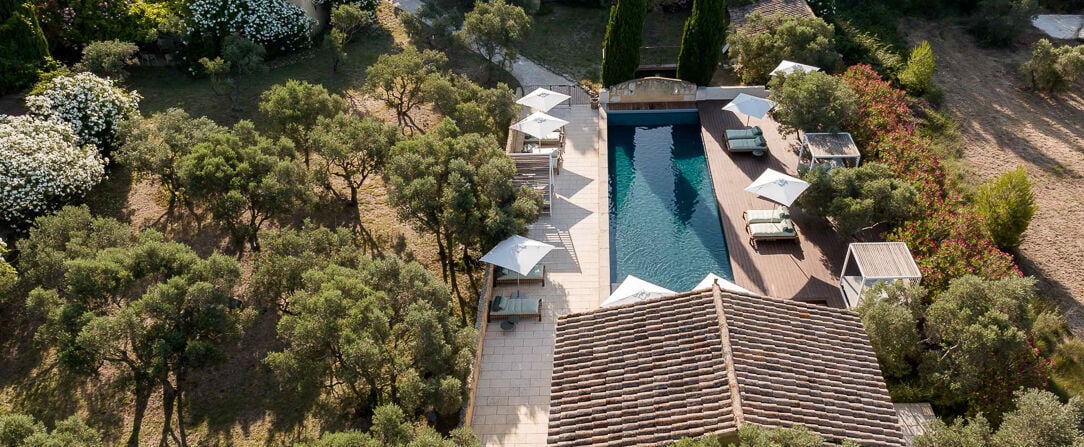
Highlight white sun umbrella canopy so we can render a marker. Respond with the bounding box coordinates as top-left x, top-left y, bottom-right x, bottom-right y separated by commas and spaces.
602, 275, 676, 308
480, 235, 555, 275
722, 93, 776, 125
510, 112, 570, 140
770, 60, 821, 76
516, 87, 571, 112
744, 168, 811, 207
694, 273, 754, 295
